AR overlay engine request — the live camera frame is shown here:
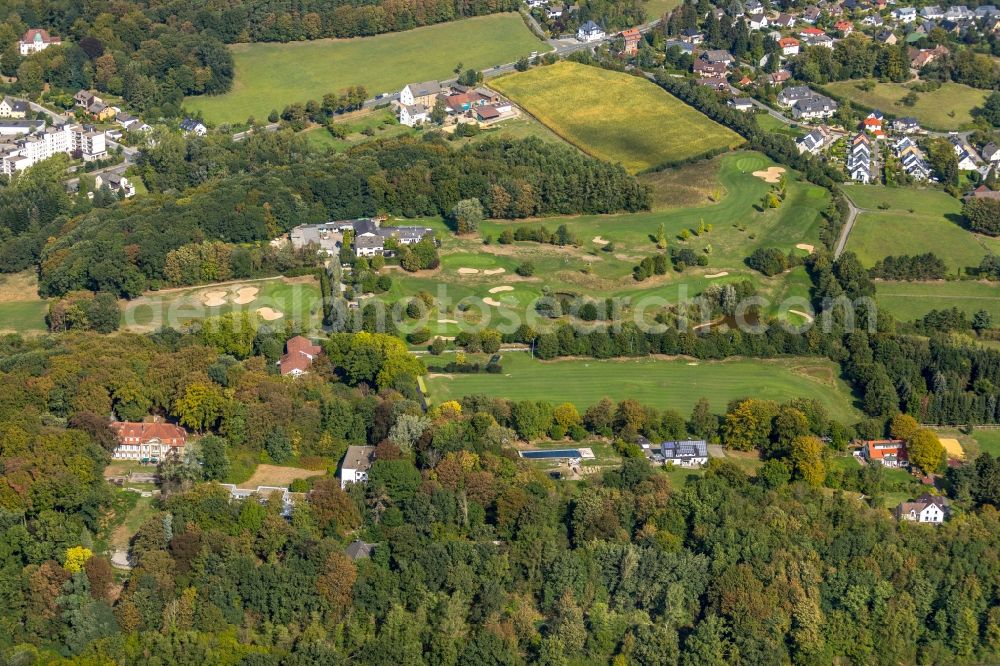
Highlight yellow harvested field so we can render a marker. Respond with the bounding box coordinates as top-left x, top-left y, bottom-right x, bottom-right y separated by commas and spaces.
238, 464, 326, 489
491, 61, 743, 173
939, 438, 964, 460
